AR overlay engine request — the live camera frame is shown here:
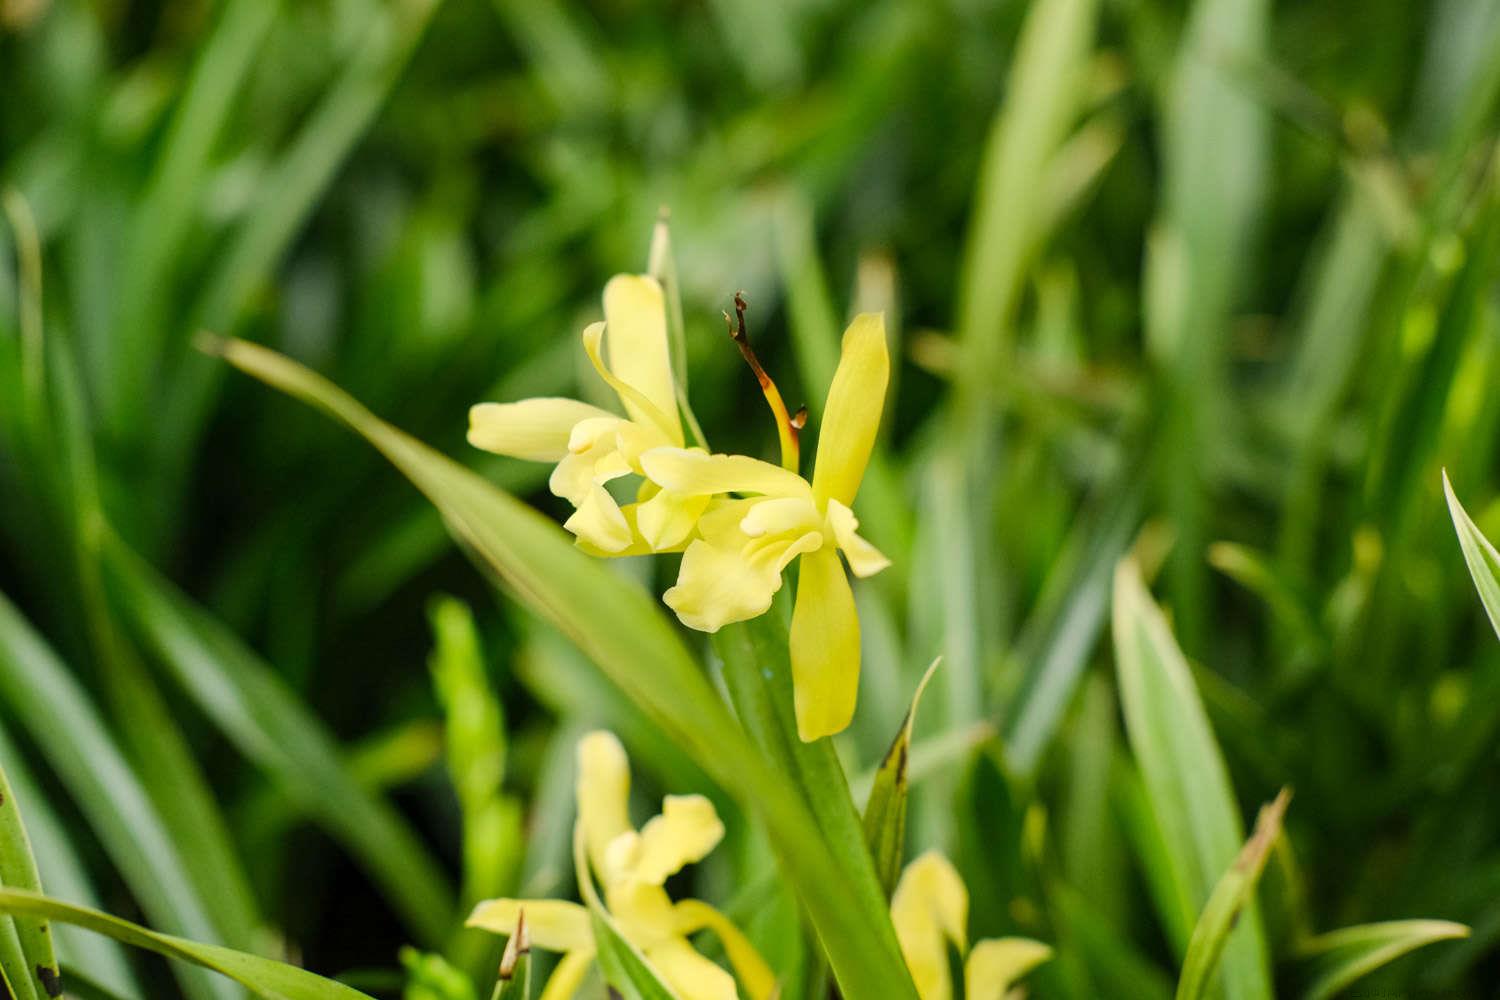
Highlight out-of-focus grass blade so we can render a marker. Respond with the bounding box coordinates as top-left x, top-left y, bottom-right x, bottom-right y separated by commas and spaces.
1293, 920, 1469, 1000
1050, 883, 1174, 1000
0, 762, 61, 999
491, 914, 531, 1000
0, 890, 375, 1000
1442, 471, 1500, 639
0, 722, 139, 999
572, 827, 674, 1000
100, 537, 456, 946
107, 0, 281, 428
0, 594, 234, 1000
156, 0, 445, 524
954, 0, 1097, 394
862, 658, 939, 897
0, 913, 35, 1000
1003, 473, 1143, 775
1112, 558, 1272, 1000
1176, 789, 1290, 1000
207, 335, 920, 1000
